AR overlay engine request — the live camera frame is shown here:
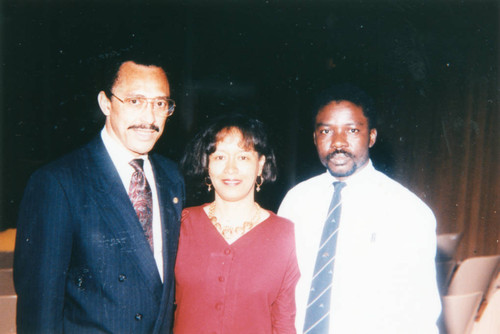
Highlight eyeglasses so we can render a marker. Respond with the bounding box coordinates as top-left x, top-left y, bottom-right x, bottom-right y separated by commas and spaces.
111, 94, 176, 117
